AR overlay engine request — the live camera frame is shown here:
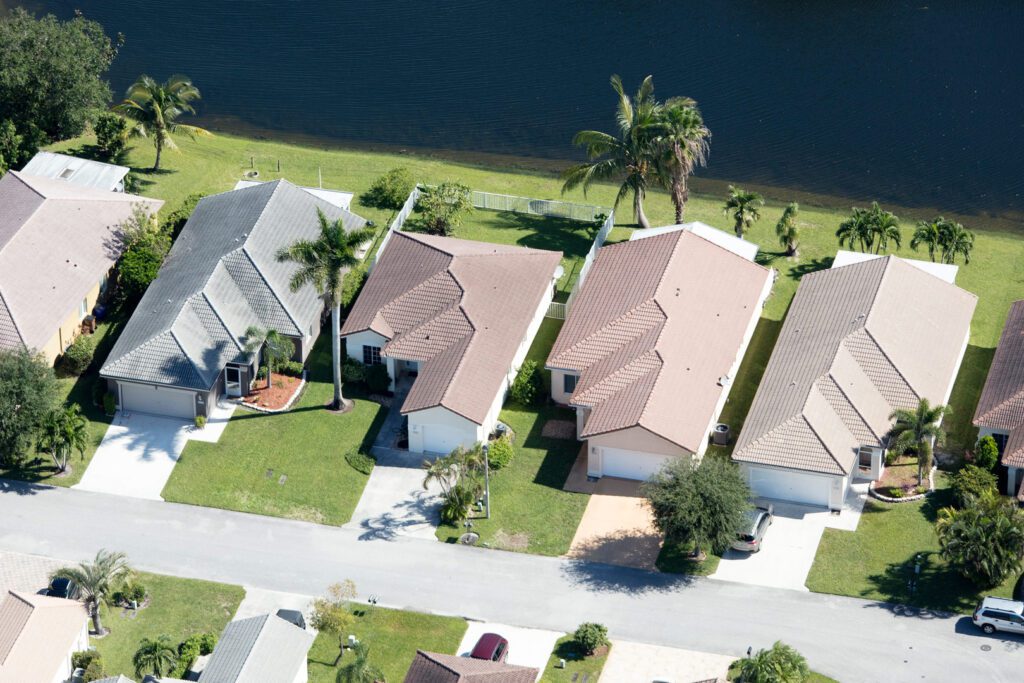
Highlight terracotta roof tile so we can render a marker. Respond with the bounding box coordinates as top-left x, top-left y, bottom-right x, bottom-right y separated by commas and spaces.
404, 650, 538, 683
974, 301, 1024, 436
